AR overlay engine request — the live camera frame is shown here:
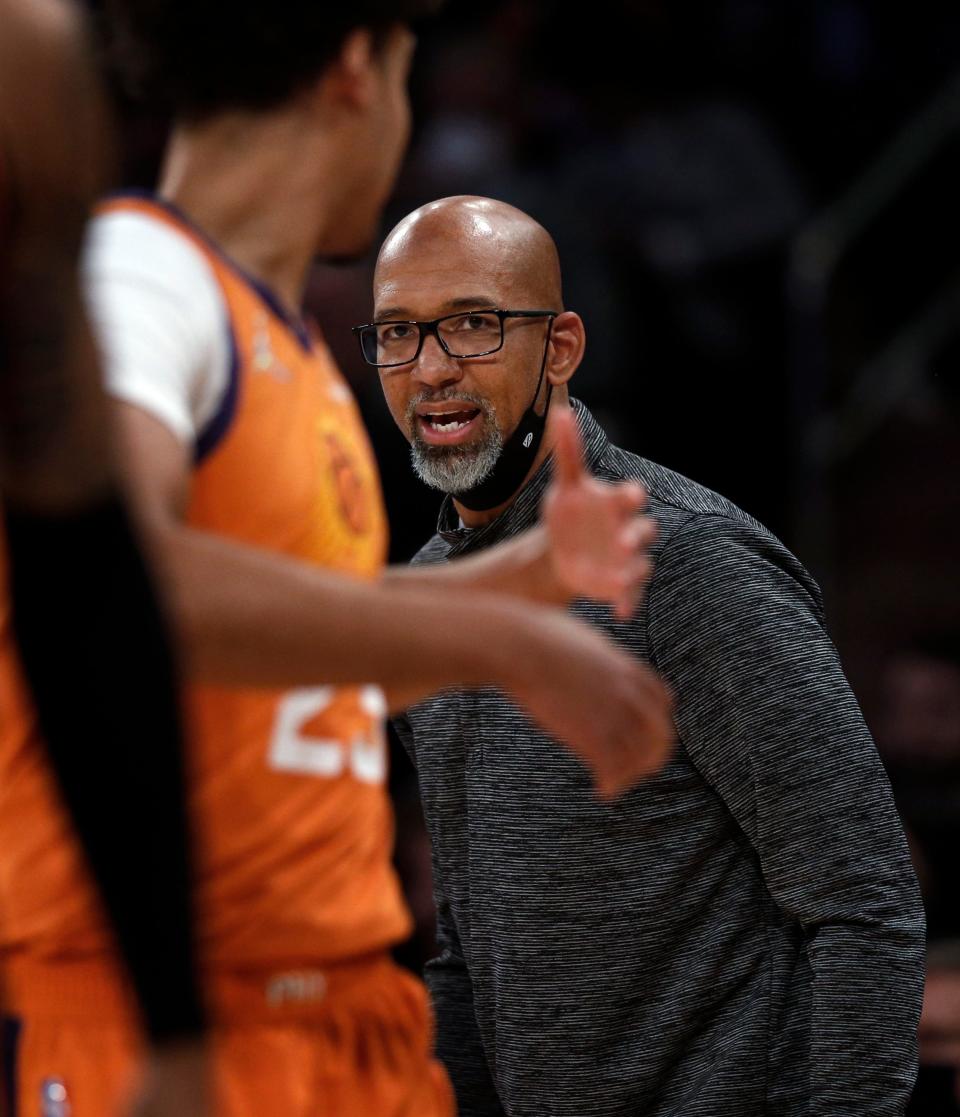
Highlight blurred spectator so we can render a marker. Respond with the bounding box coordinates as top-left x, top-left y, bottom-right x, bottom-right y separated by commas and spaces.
876, 638, 960, 1115
878, 638, 960, 938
